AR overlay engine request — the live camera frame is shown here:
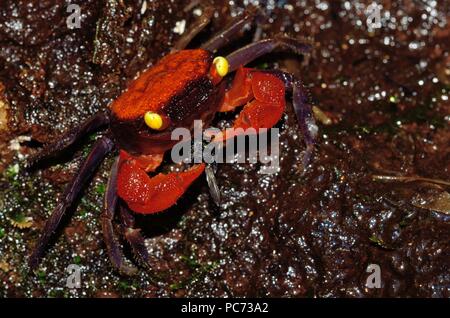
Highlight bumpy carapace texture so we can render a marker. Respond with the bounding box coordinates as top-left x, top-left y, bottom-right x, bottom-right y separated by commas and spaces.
111, 49, 212, 121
